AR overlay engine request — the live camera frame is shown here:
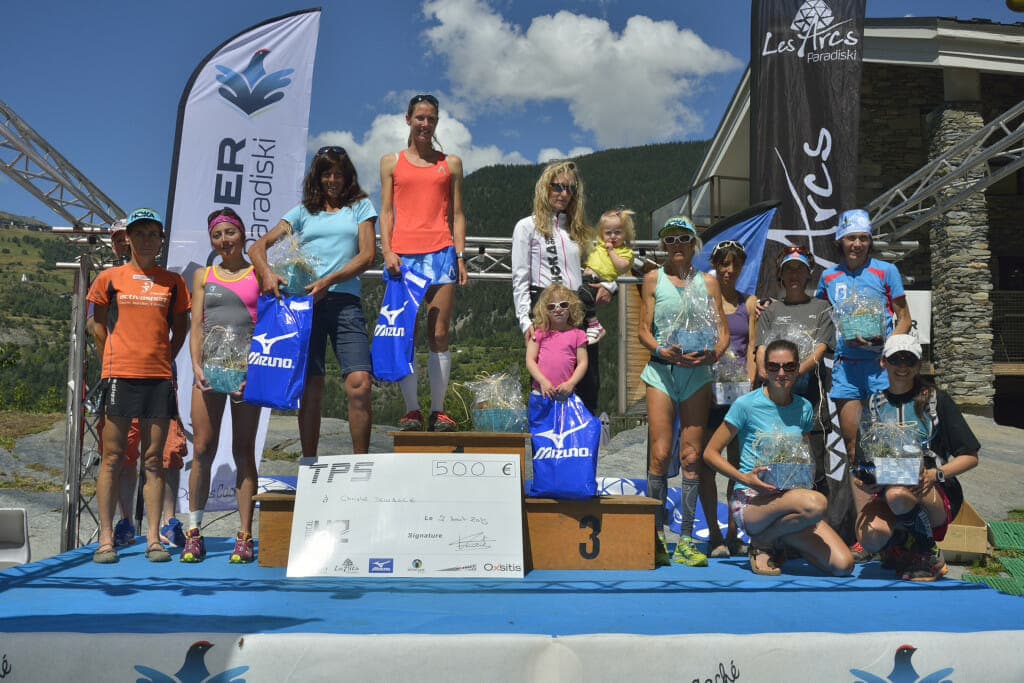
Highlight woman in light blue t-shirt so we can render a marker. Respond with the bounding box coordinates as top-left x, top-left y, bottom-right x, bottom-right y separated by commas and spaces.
249, 147, 378, 456
704, 339, 853, 577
